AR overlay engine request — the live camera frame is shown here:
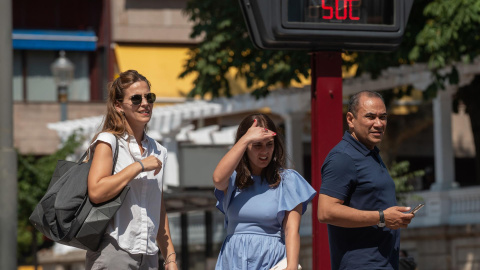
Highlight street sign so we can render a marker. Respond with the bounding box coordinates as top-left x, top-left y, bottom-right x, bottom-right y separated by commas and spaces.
239, 0, 414, 51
